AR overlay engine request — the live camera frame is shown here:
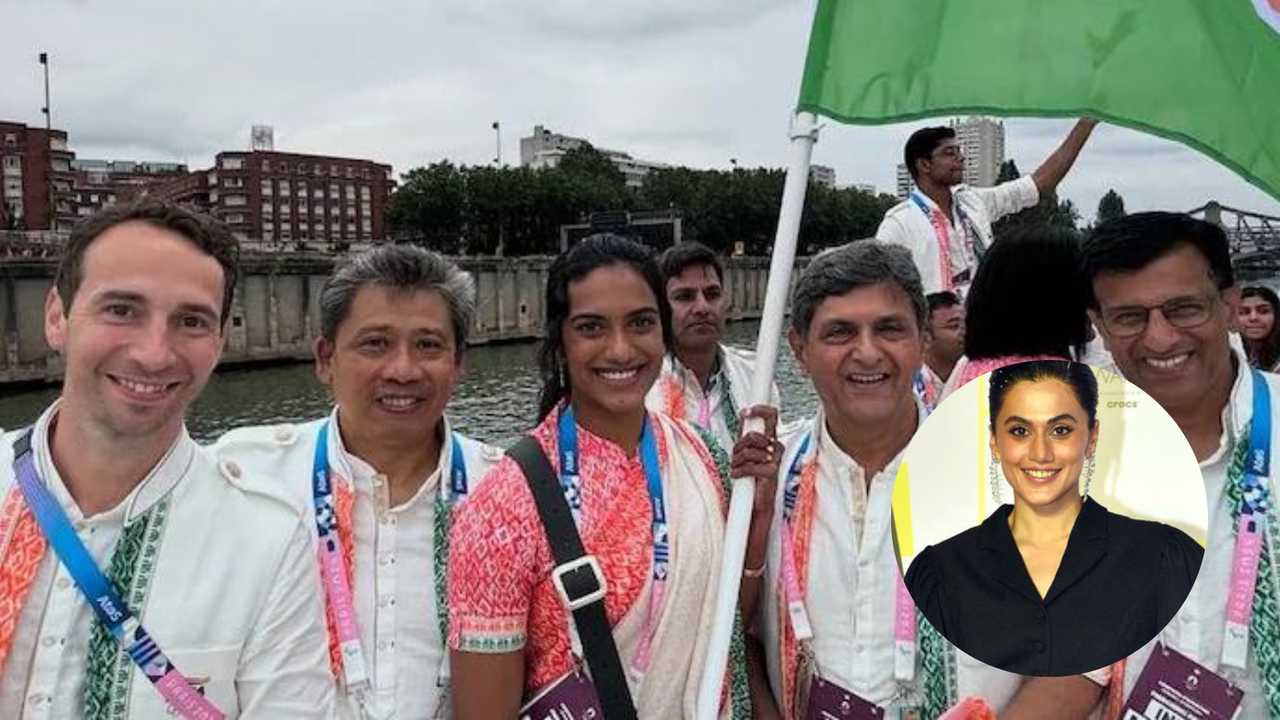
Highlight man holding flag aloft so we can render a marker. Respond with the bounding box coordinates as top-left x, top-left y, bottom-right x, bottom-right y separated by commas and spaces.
876, 120, 1096, 296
